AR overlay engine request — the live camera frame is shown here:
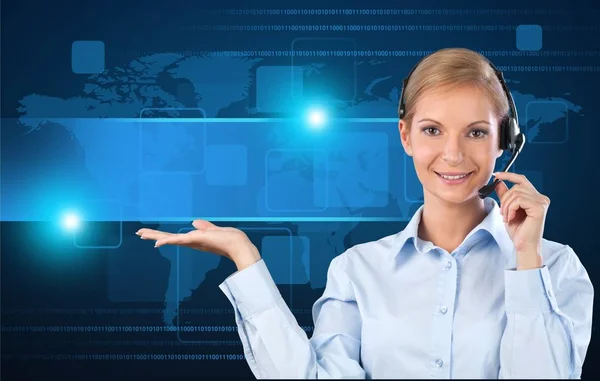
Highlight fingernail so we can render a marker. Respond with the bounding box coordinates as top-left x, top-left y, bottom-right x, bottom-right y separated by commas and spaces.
492, 172, 497, 177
